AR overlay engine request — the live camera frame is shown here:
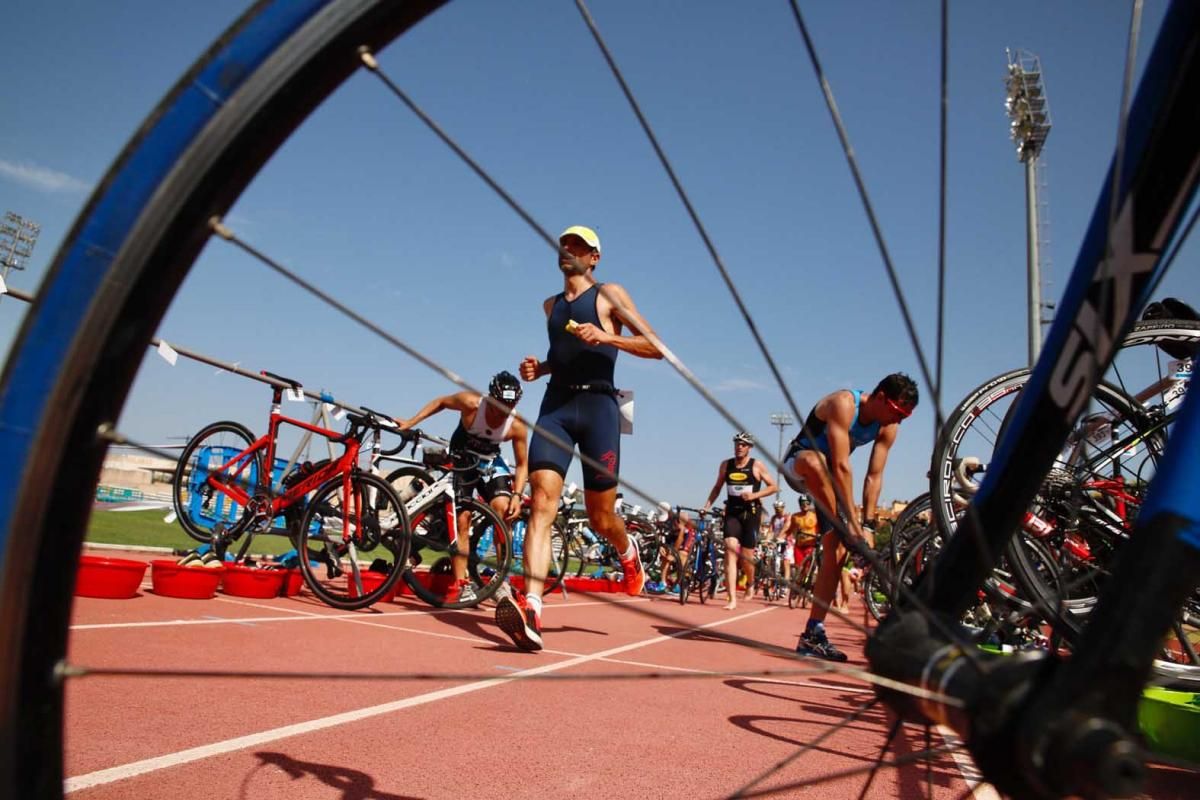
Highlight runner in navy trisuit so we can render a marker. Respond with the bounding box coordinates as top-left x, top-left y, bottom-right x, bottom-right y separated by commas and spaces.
496, 225, 663, 651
